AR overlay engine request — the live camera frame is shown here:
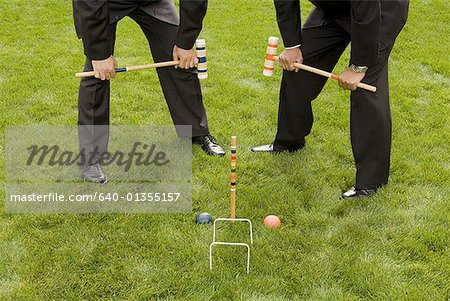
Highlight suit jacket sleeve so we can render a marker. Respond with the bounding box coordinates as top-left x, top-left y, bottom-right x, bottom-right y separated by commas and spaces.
274, 0, 302, 48
73, 0, 112, 60
350, 0, 381, 67
176, 0, 208, 50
